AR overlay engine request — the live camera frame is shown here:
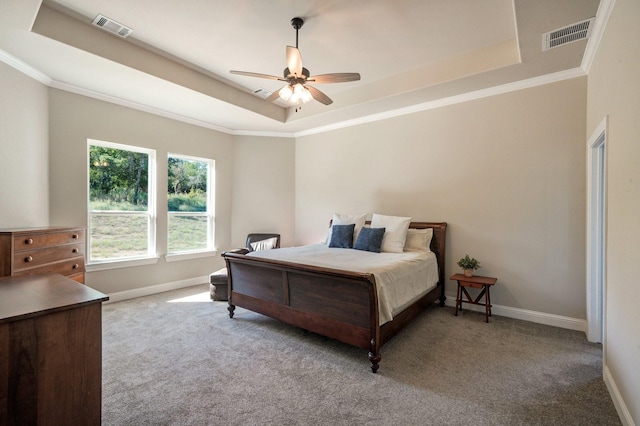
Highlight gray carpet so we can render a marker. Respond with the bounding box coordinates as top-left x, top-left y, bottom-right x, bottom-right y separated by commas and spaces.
102, 284, 620, 425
